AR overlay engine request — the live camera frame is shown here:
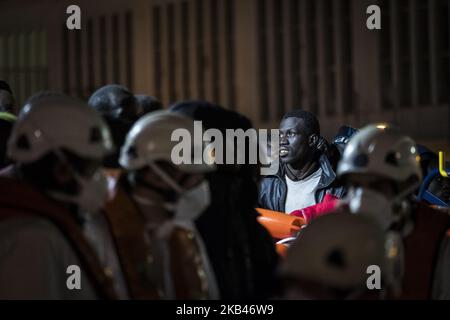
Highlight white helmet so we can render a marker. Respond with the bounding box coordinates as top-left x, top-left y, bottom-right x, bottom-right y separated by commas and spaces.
119, 111, 215, 173
281, 213, 385, 290
337, 123, 422, 184
8, 95, 114, 163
